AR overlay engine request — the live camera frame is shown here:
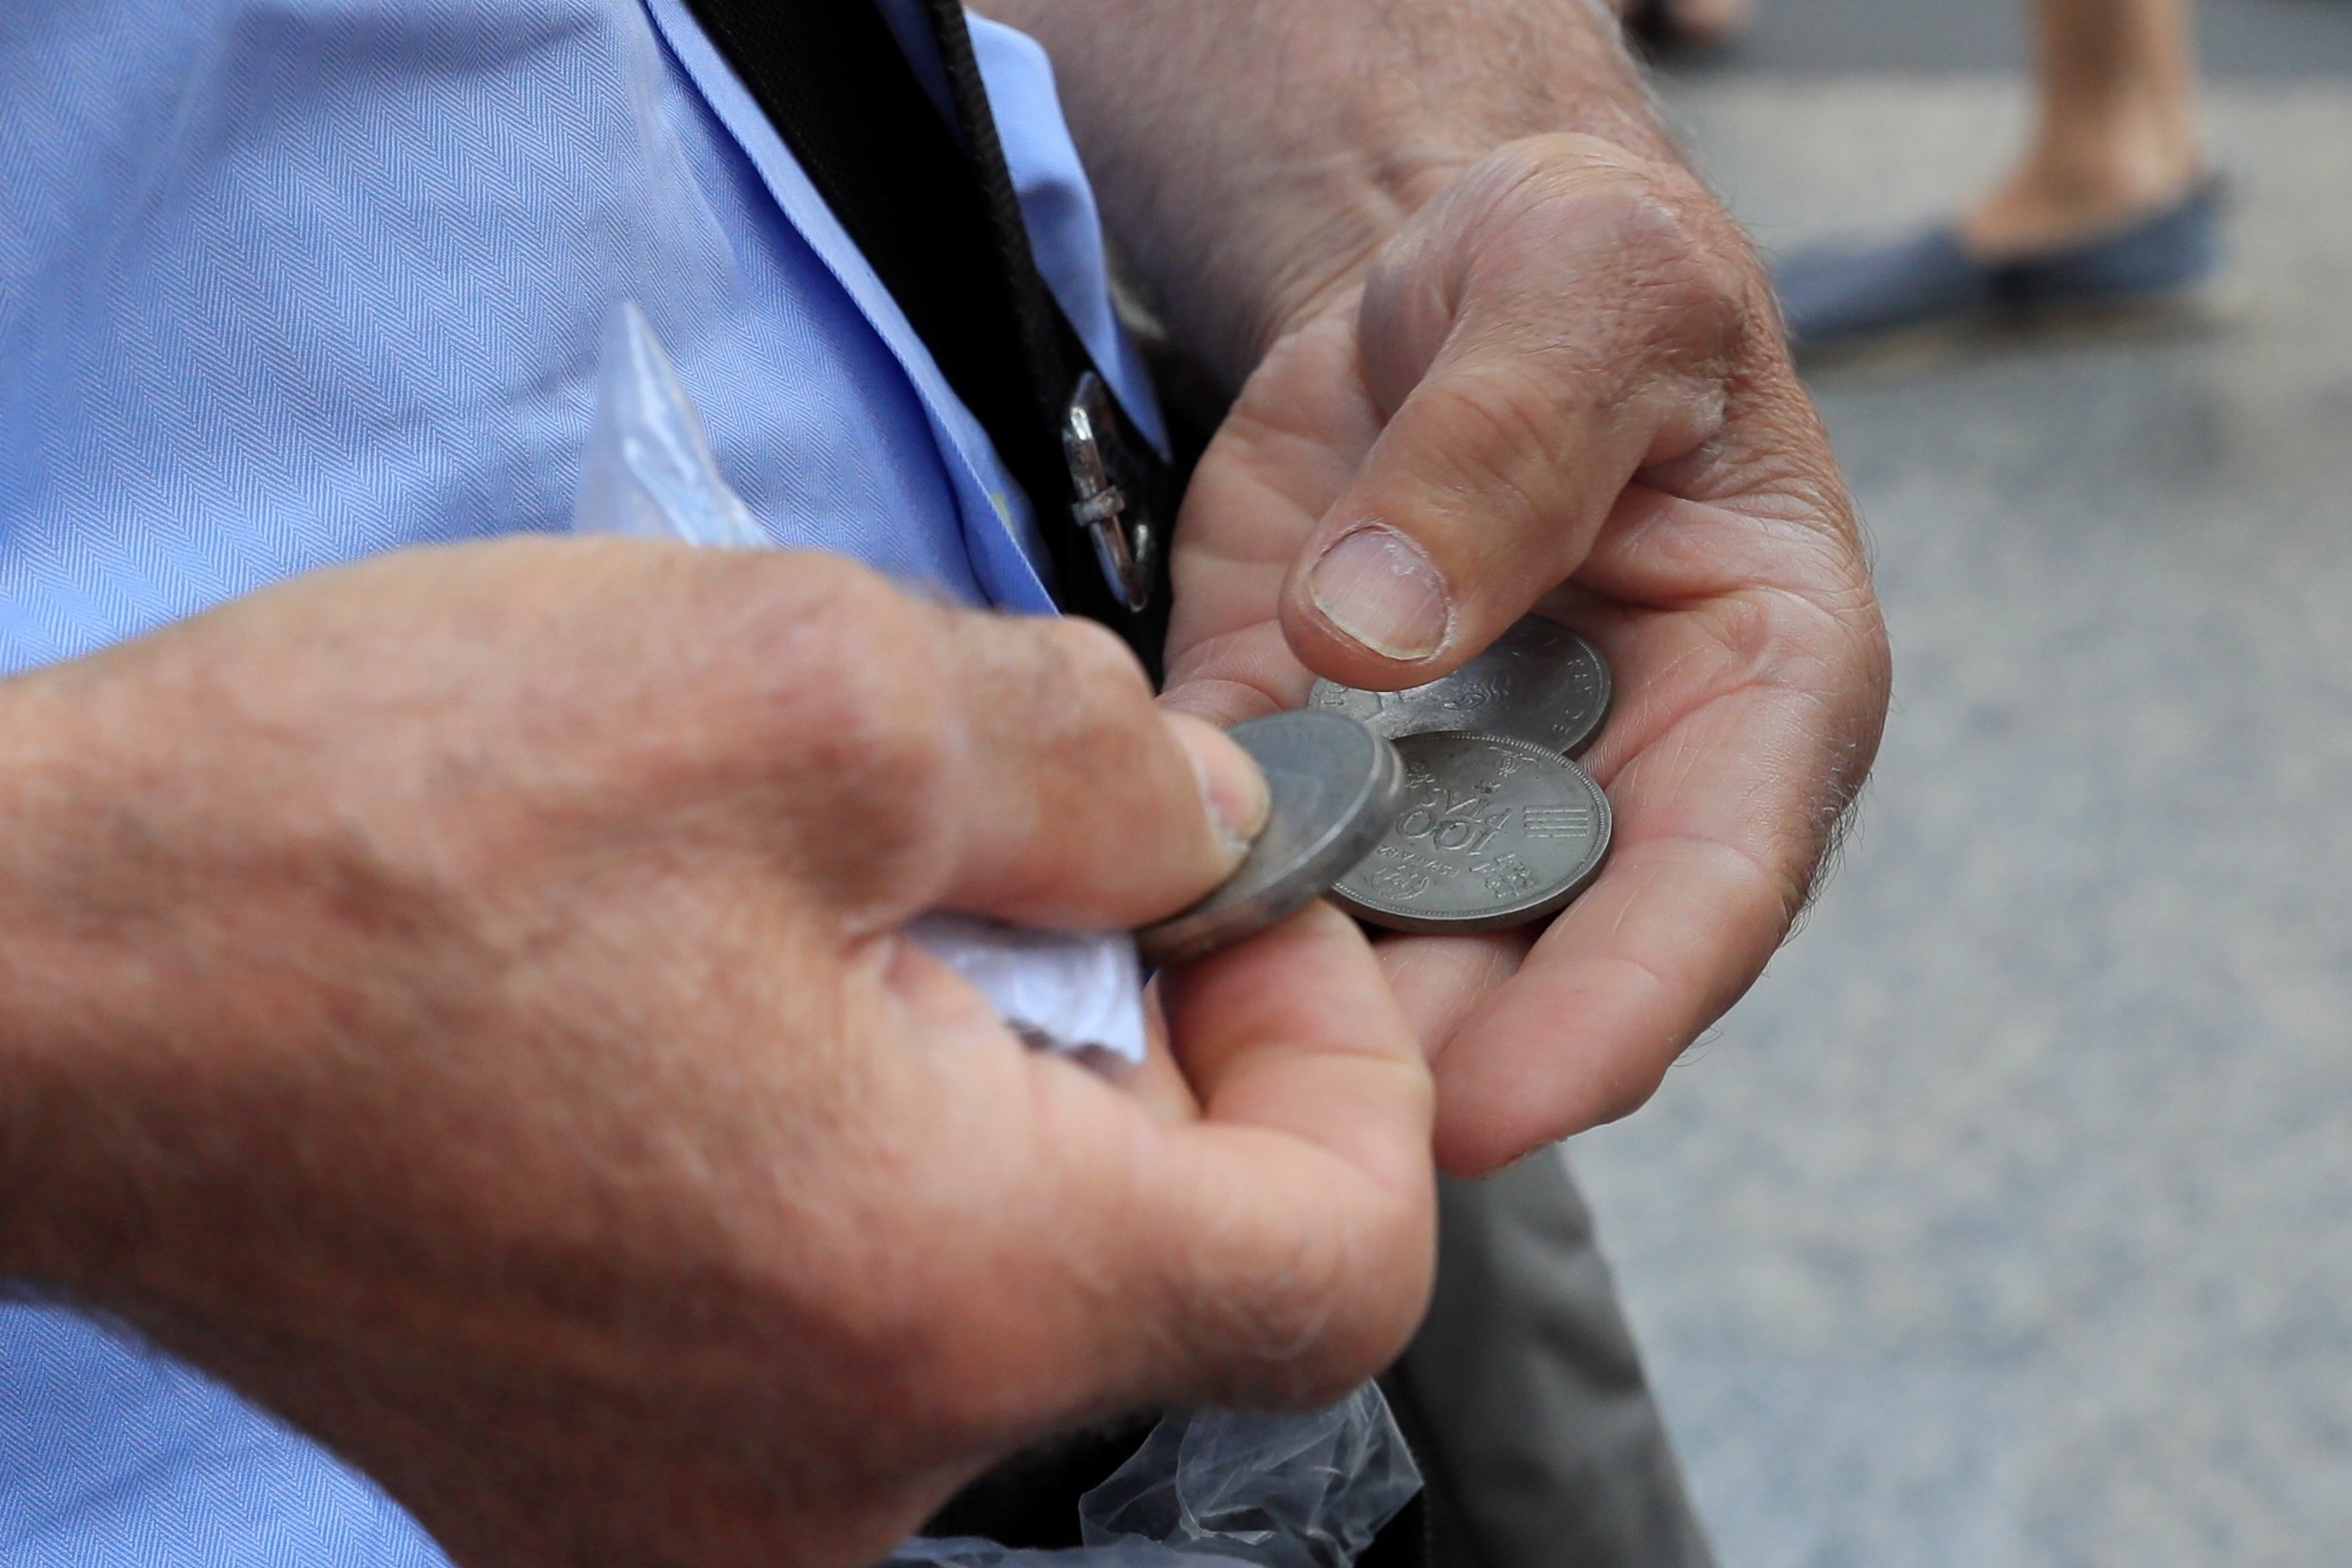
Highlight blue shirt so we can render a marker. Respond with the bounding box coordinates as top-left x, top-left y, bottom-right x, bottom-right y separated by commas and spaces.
0, 1, 1158, 1559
